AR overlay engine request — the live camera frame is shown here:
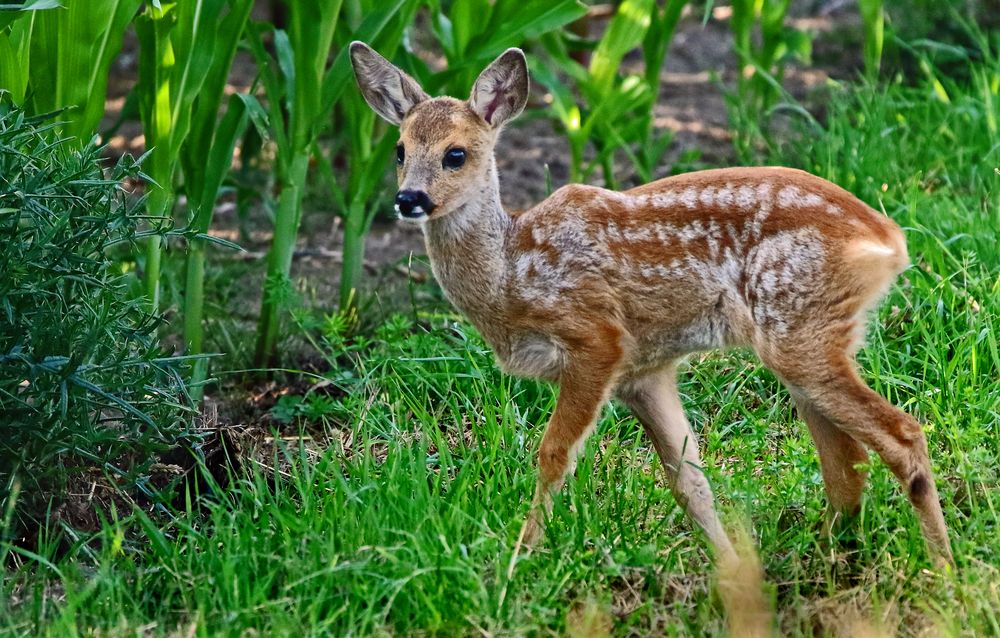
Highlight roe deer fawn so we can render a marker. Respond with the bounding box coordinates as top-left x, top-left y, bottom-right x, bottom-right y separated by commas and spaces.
350, 42, 954, 567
